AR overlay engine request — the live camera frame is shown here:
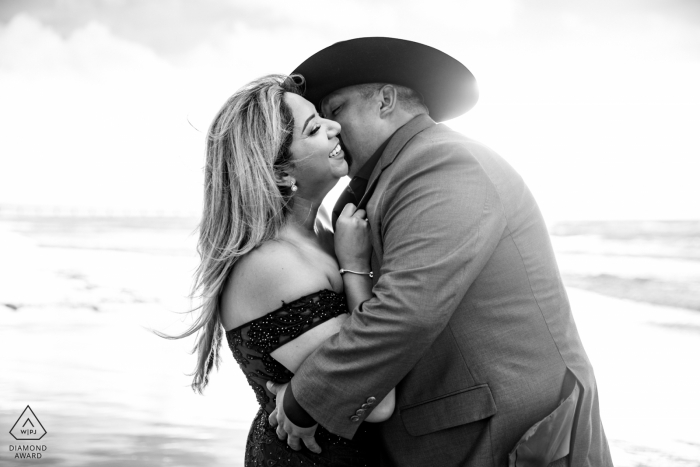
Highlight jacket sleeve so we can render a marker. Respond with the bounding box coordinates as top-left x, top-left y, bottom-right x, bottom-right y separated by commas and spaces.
291, 136, 508, 439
